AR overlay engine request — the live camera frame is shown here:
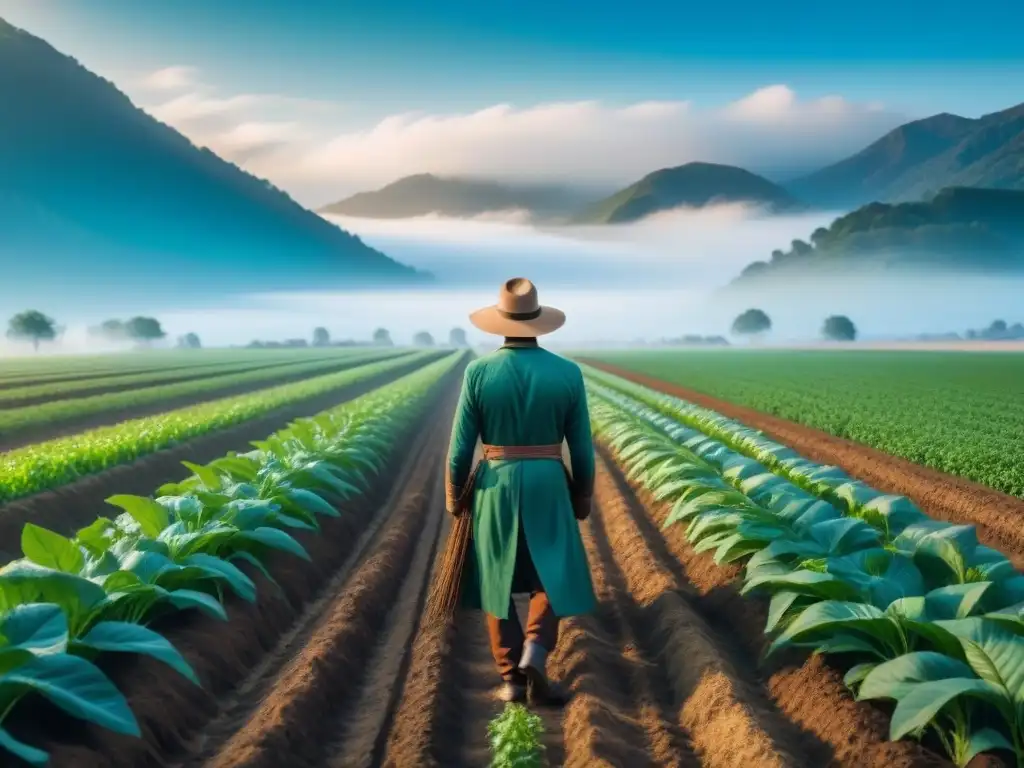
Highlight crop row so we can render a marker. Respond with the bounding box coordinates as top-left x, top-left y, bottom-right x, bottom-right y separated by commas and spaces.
588, 351, 1024, 497
0, 352, 368, 407
0, 352, 462, 766
585, 370, 1024, 767
0, 349, 407, 437
0, 348, 340, 384
0, 350, 440, 503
